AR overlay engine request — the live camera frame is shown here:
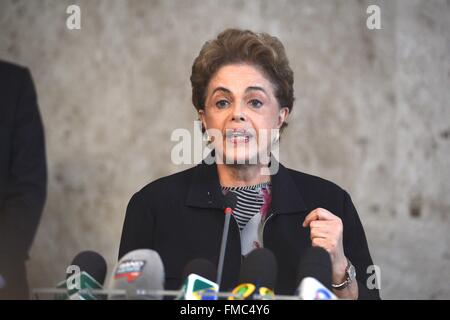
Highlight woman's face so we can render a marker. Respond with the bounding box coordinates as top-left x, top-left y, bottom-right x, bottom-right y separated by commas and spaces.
199, 63, 289, 165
